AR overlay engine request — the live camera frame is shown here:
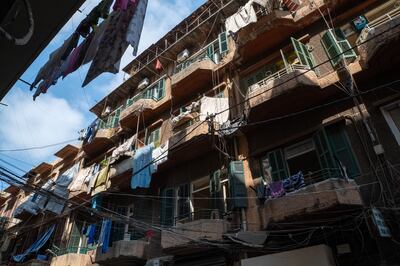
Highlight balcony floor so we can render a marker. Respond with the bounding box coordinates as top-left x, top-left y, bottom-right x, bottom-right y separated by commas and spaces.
262, 178, 363, 227
246, 69, 322, 122
94, 240, 150, 266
